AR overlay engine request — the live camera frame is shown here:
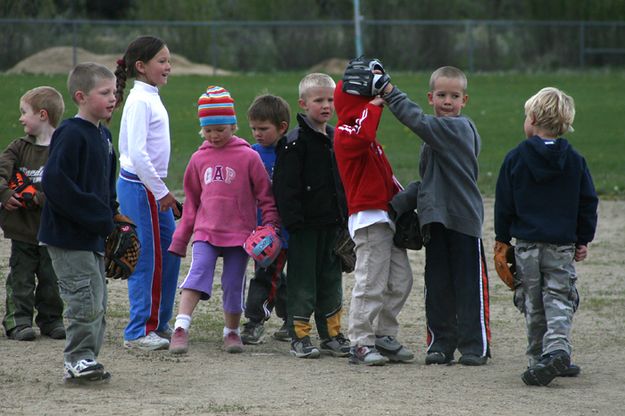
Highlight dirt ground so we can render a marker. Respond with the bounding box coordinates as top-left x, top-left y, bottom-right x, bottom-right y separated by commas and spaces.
1, 198, 624, 416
